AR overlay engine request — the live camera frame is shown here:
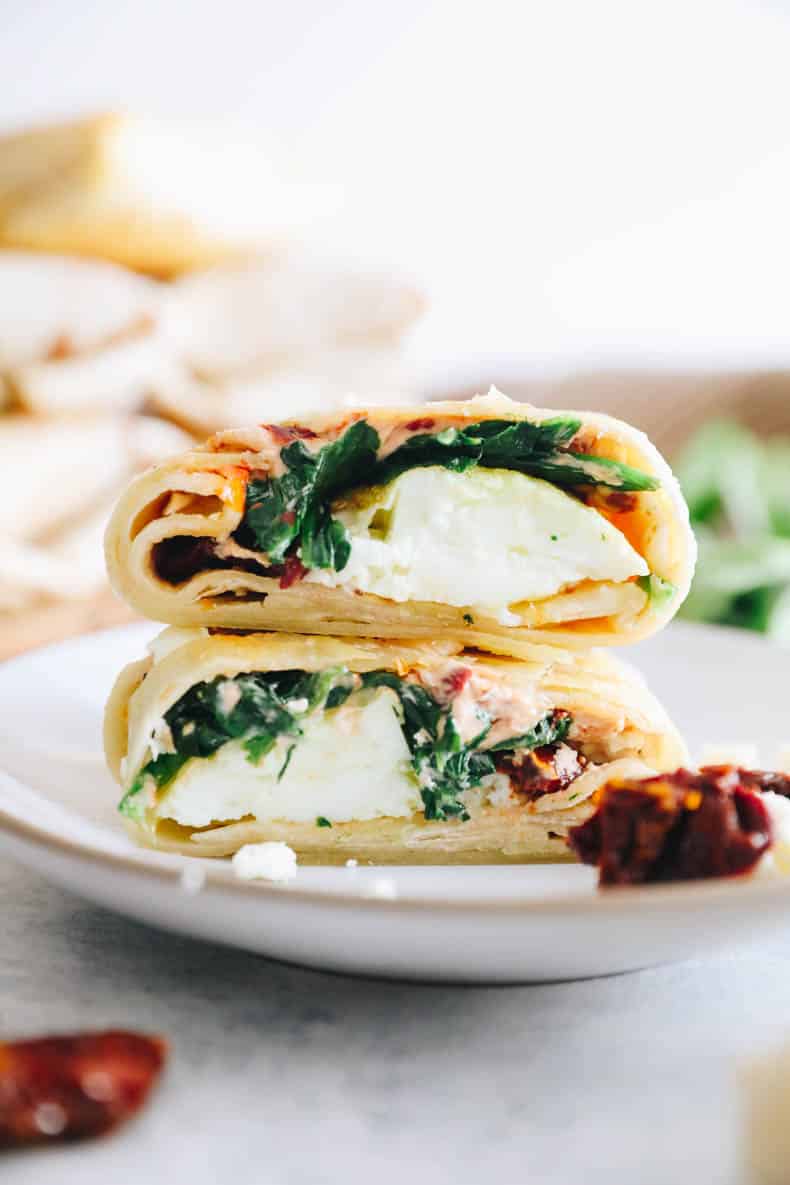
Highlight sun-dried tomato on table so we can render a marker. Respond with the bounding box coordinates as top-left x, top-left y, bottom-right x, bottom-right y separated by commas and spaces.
0, 1029, 166, 1148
